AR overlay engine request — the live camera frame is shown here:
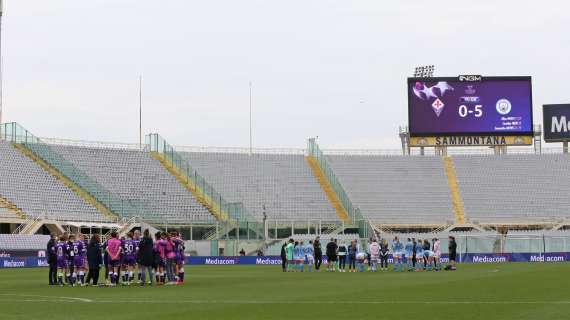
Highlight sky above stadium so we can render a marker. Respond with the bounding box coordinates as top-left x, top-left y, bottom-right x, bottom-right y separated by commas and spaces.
3, 0, 569, 149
